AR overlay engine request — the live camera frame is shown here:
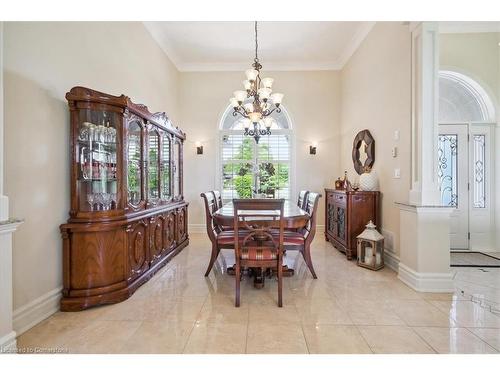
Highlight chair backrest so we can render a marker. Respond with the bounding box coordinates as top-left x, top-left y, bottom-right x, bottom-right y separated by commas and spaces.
211, 190, 223, 210
233, 199, 285, 258
200, 191, 218, 242
298, 190, 310, 210
303, 192, 322, 240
